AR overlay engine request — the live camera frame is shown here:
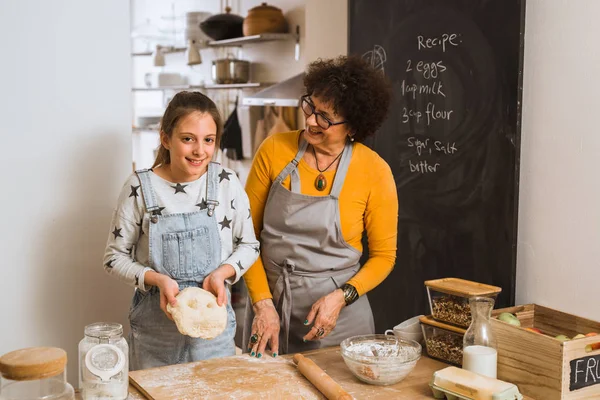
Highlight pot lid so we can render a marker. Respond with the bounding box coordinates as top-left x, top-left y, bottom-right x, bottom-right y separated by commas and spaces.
249, 3, 282, 12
